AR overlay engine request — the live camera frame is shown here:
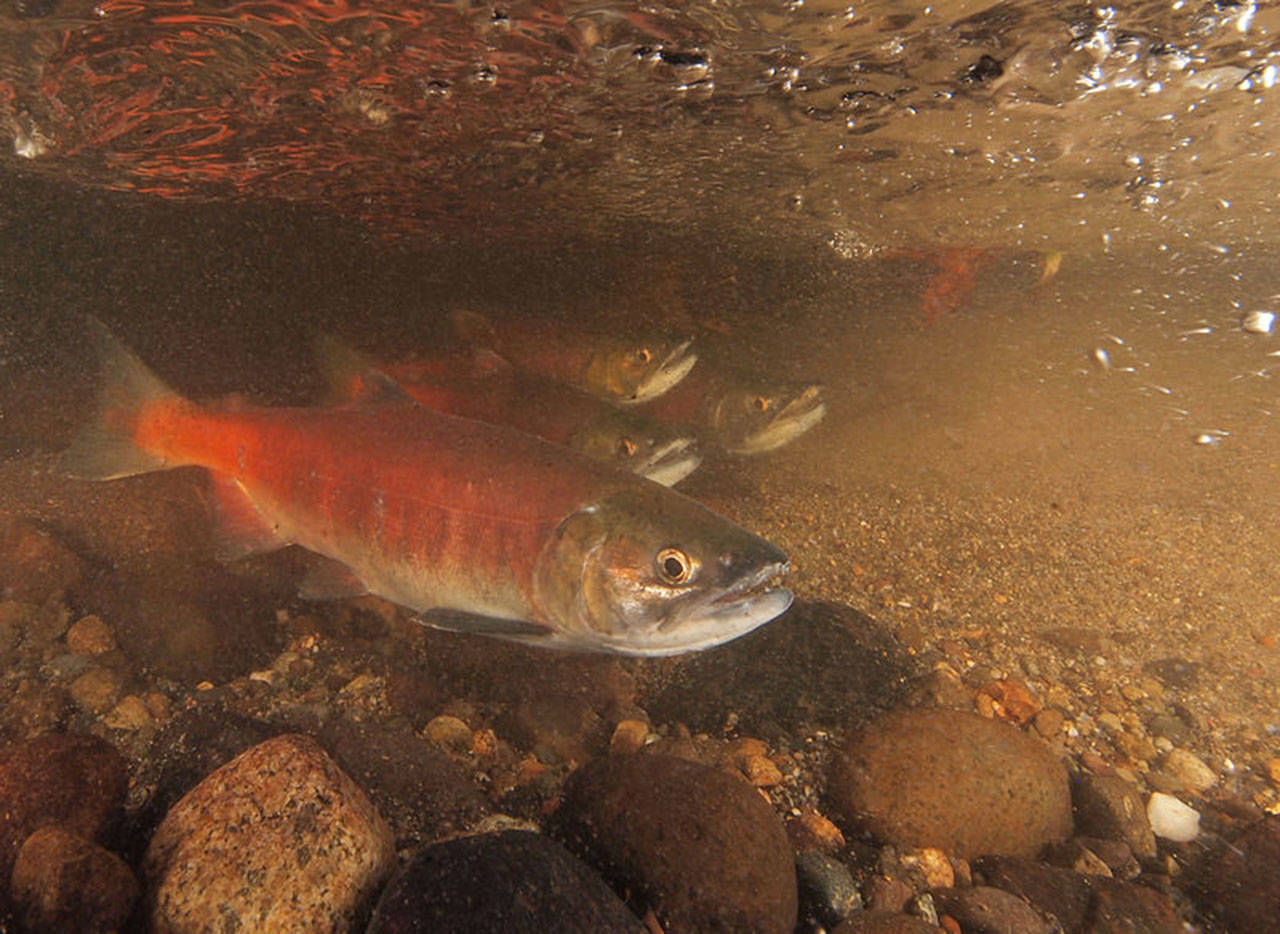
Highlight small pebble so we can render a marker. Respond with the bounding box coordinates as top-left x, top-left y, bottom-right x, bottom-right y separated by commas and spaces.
609, 718, 649, 754
1147, 792, 1200, 842
103, 695, 154, 731
1243, 310, 1276, 334
423, 714, 473, 751
64, 615, 116, 656
796, 850, 861, 929
787, 810, 845, 853
144, 692, 172, 722
742, 754, 784, 787
1032, 708, 1064, 739
68, 667, 125, 715
900, 846, 953, 889
1162, 748, 1216, 793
